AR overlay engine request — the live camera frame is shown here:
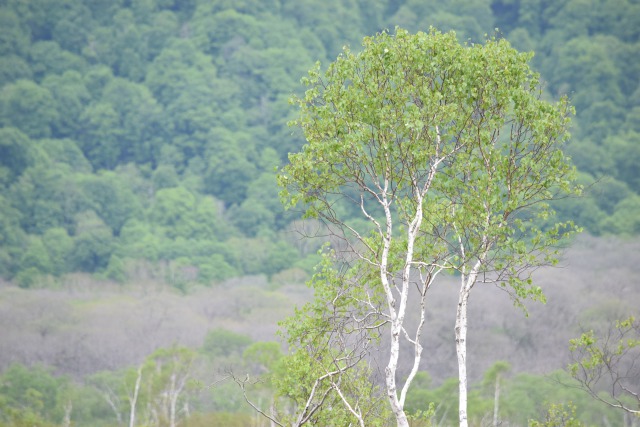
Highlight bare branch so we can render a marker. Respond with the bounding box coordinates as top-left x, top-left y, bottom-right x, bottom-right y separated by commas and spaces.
230, 373, 286, 427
